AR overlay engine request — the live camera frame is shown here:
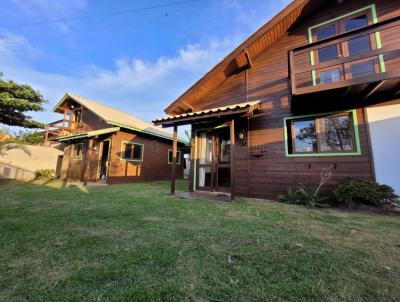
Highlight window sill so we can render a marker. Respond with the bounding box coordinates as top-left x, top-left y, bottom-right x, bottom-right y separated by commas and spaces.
286, 151, 361, 157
